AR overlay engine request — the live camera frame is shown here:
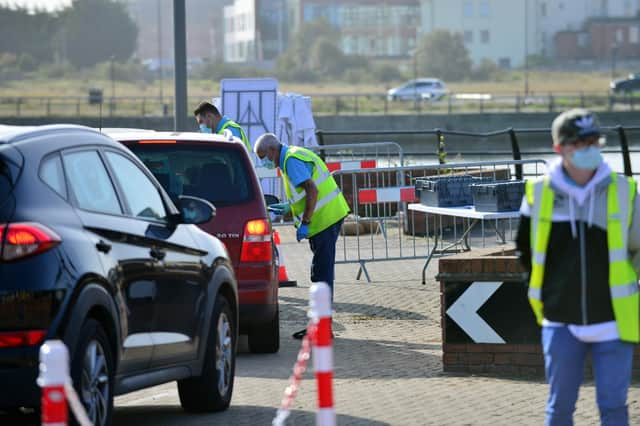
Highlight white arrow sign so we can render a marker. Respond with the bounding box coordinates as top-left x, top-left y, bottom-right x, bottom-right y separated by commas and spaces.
446, 281, 505, 344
